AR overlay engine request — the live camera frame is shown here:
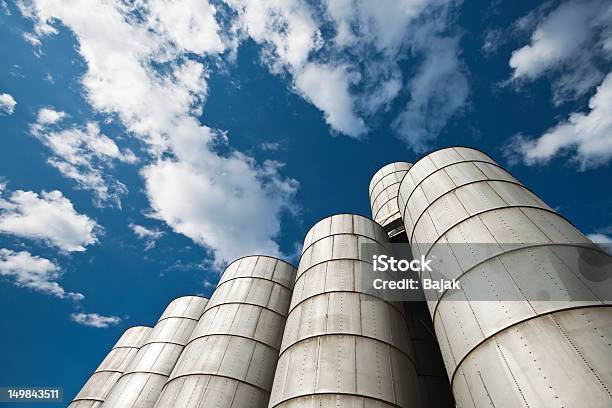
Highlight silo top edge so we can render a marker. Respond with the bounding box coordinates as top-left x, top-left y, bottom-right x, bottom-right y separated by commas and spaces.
368, 161, 414, 192
224, 254, 297, 270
